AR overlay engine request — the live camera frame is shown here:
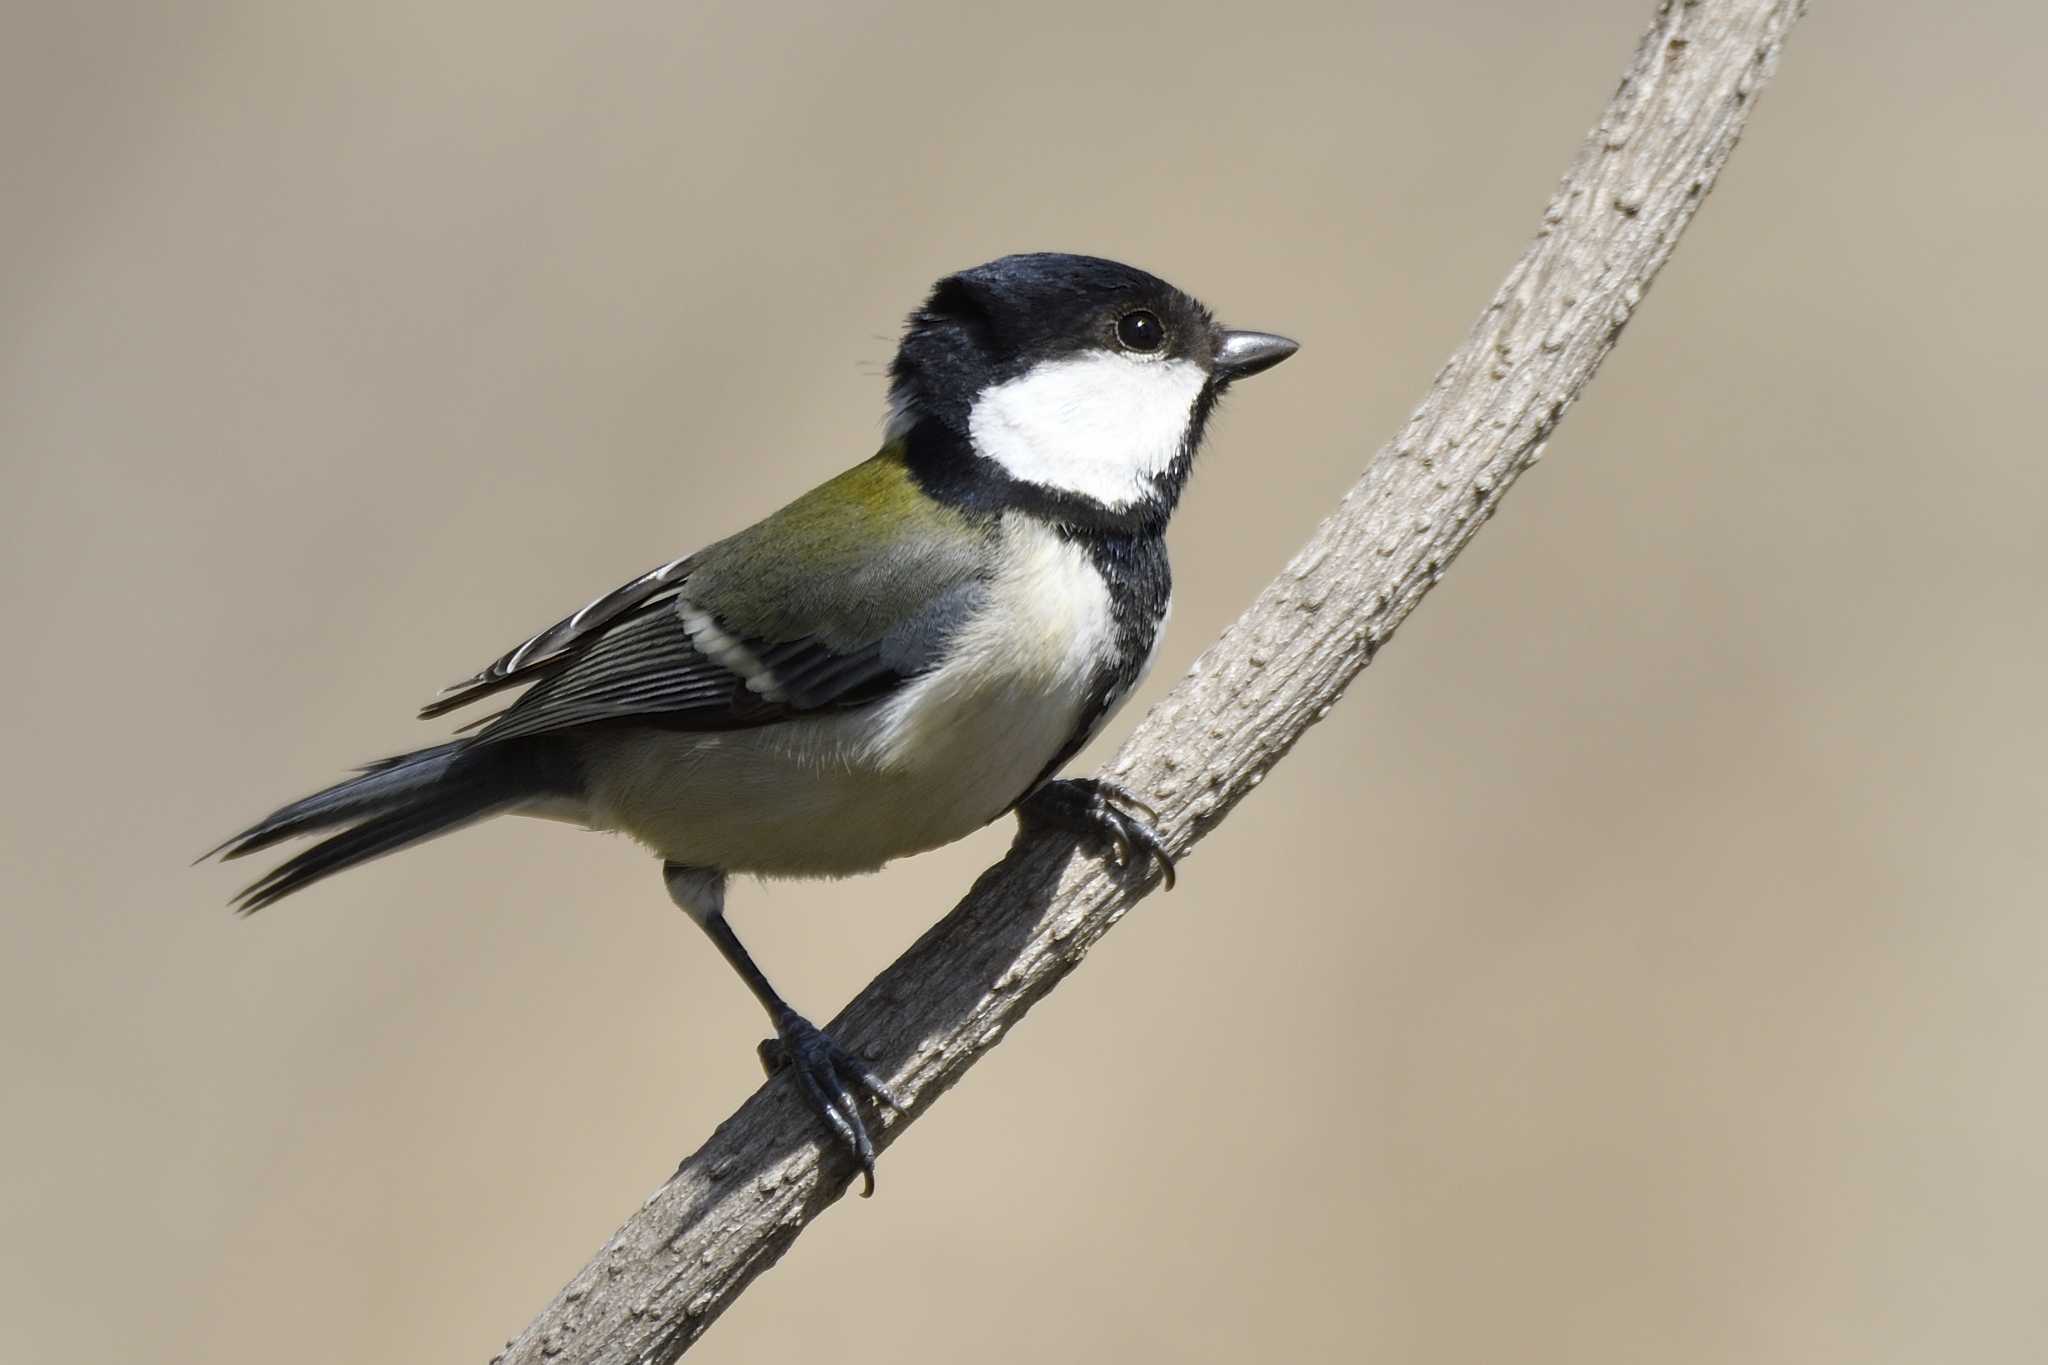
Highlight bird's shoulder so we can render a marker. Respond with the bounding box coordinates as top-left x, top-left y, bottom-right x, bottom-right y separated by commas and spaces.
683, 442, 994, 649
